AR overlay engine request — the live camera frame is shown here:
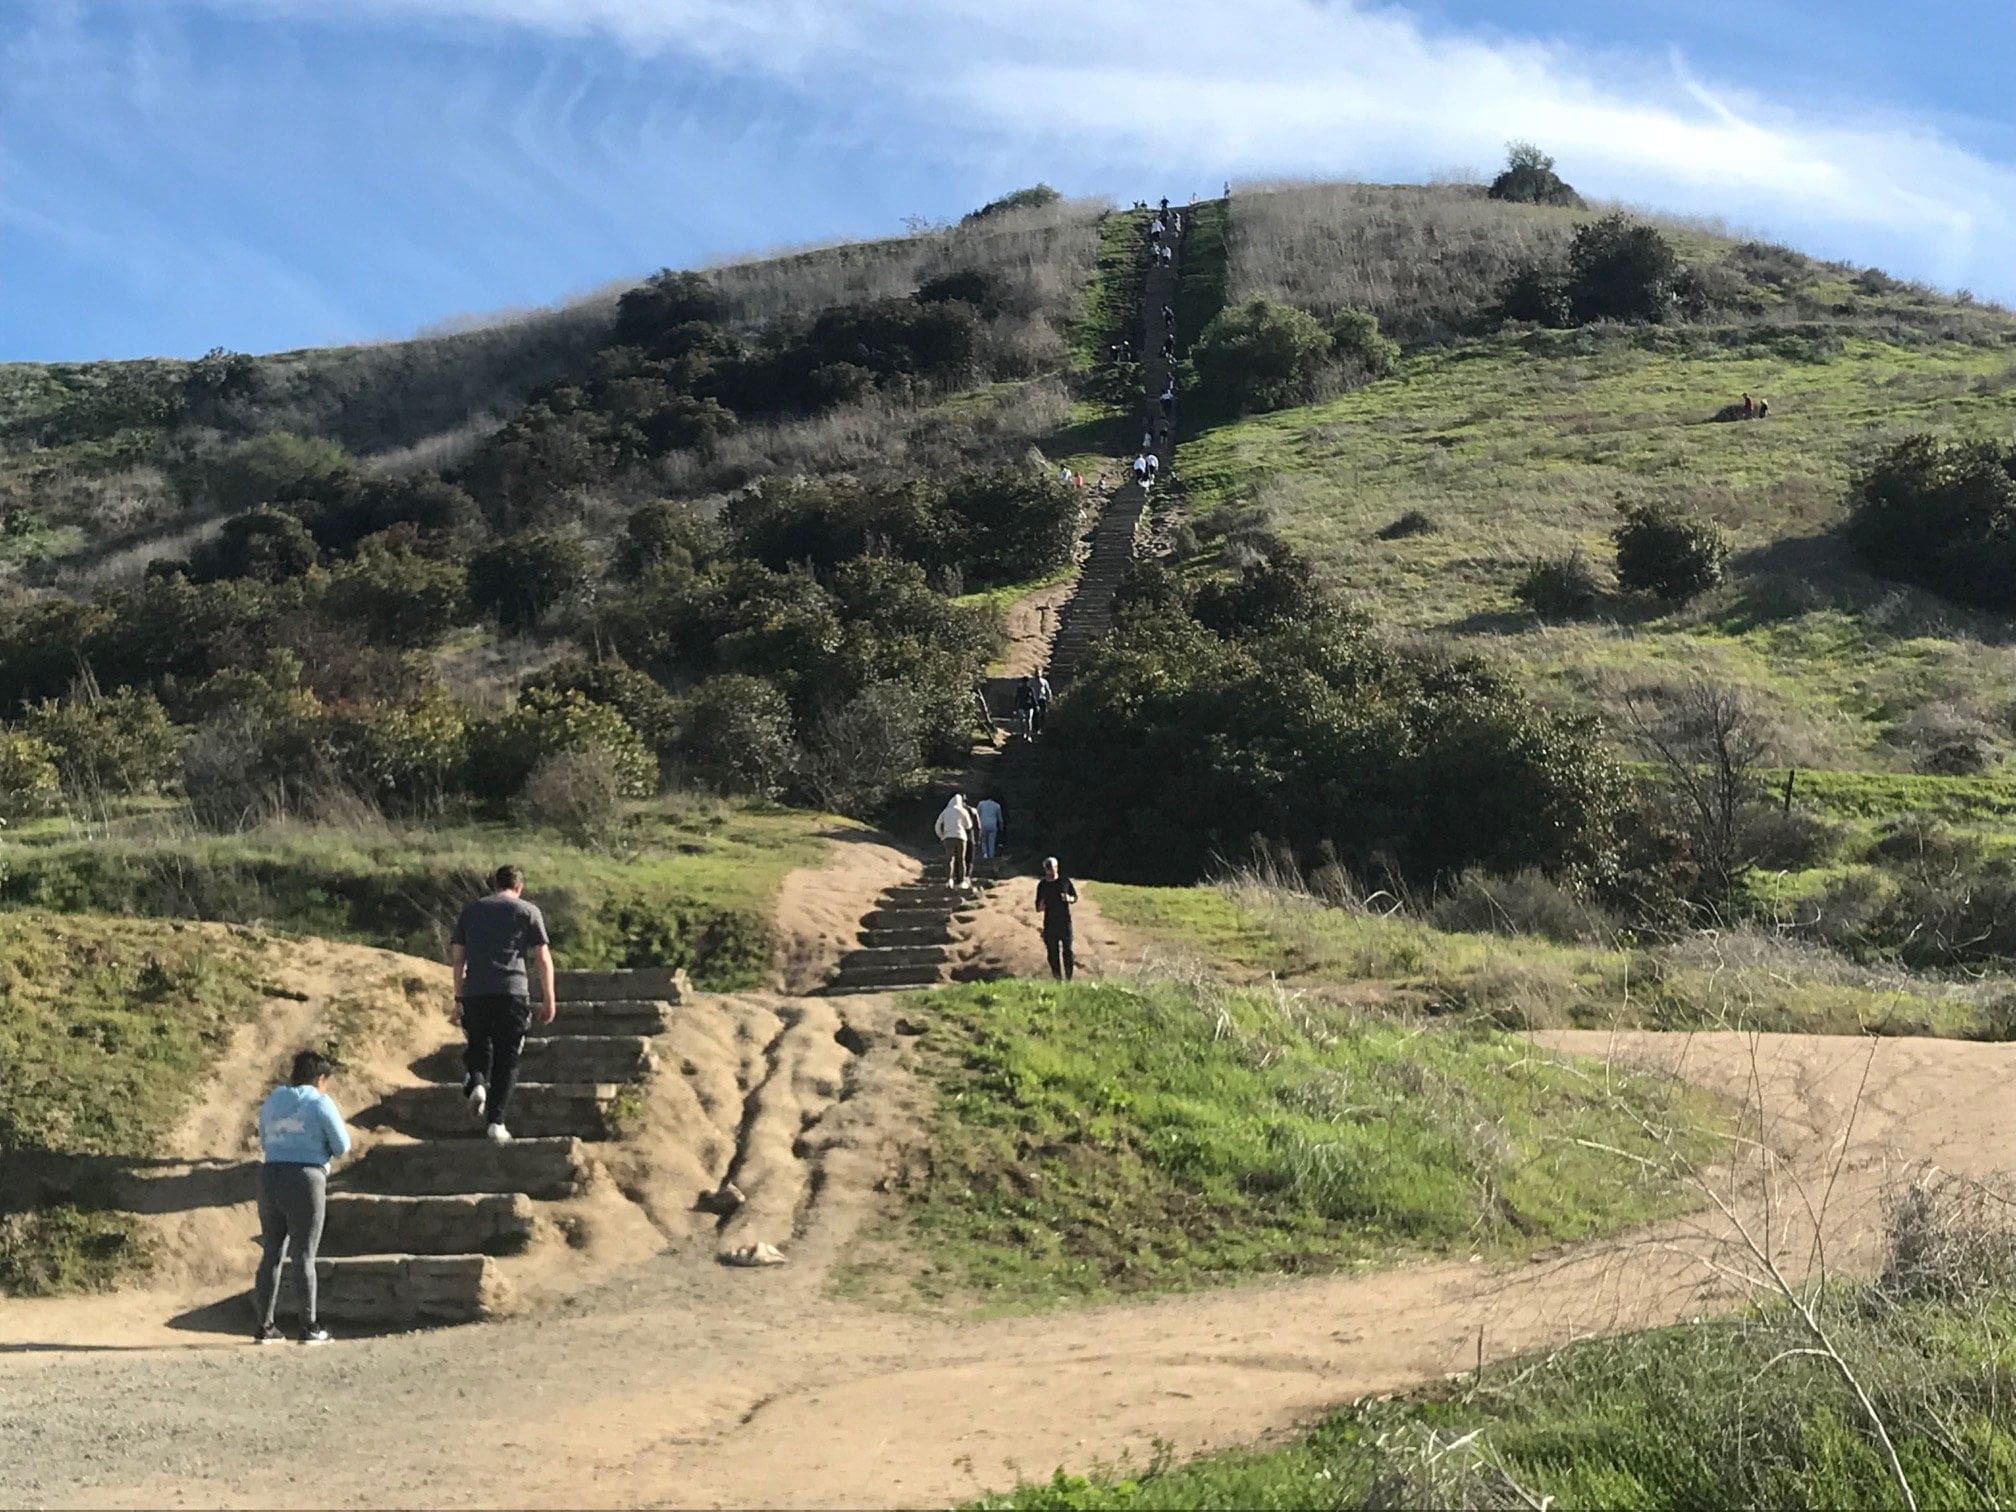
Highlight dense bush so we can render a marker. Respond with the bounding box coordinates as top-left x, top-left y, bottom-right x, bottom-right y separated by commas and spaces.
1428, 868, 1617, 944
1846, 434, 2016, 611
1613, 499, 1729, 602
793, 680, 935, 817
1328, 308, 1399, 379
1515, 550, 1603, 619
1496, 216, 1699, 328
21, 690, 182, 800
0, 731, 61, 819
671, 675, 796, 798
1040, 556, 1625, 885
321, 538, 468, 648
466, 689, 657, 805
181, 506, 319, 584
1192, 298, 1336, 414
966, 184, 1061, 220
525, 658, 681, 758
1486, 142, 1584, 208
467, 531, 591, 631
